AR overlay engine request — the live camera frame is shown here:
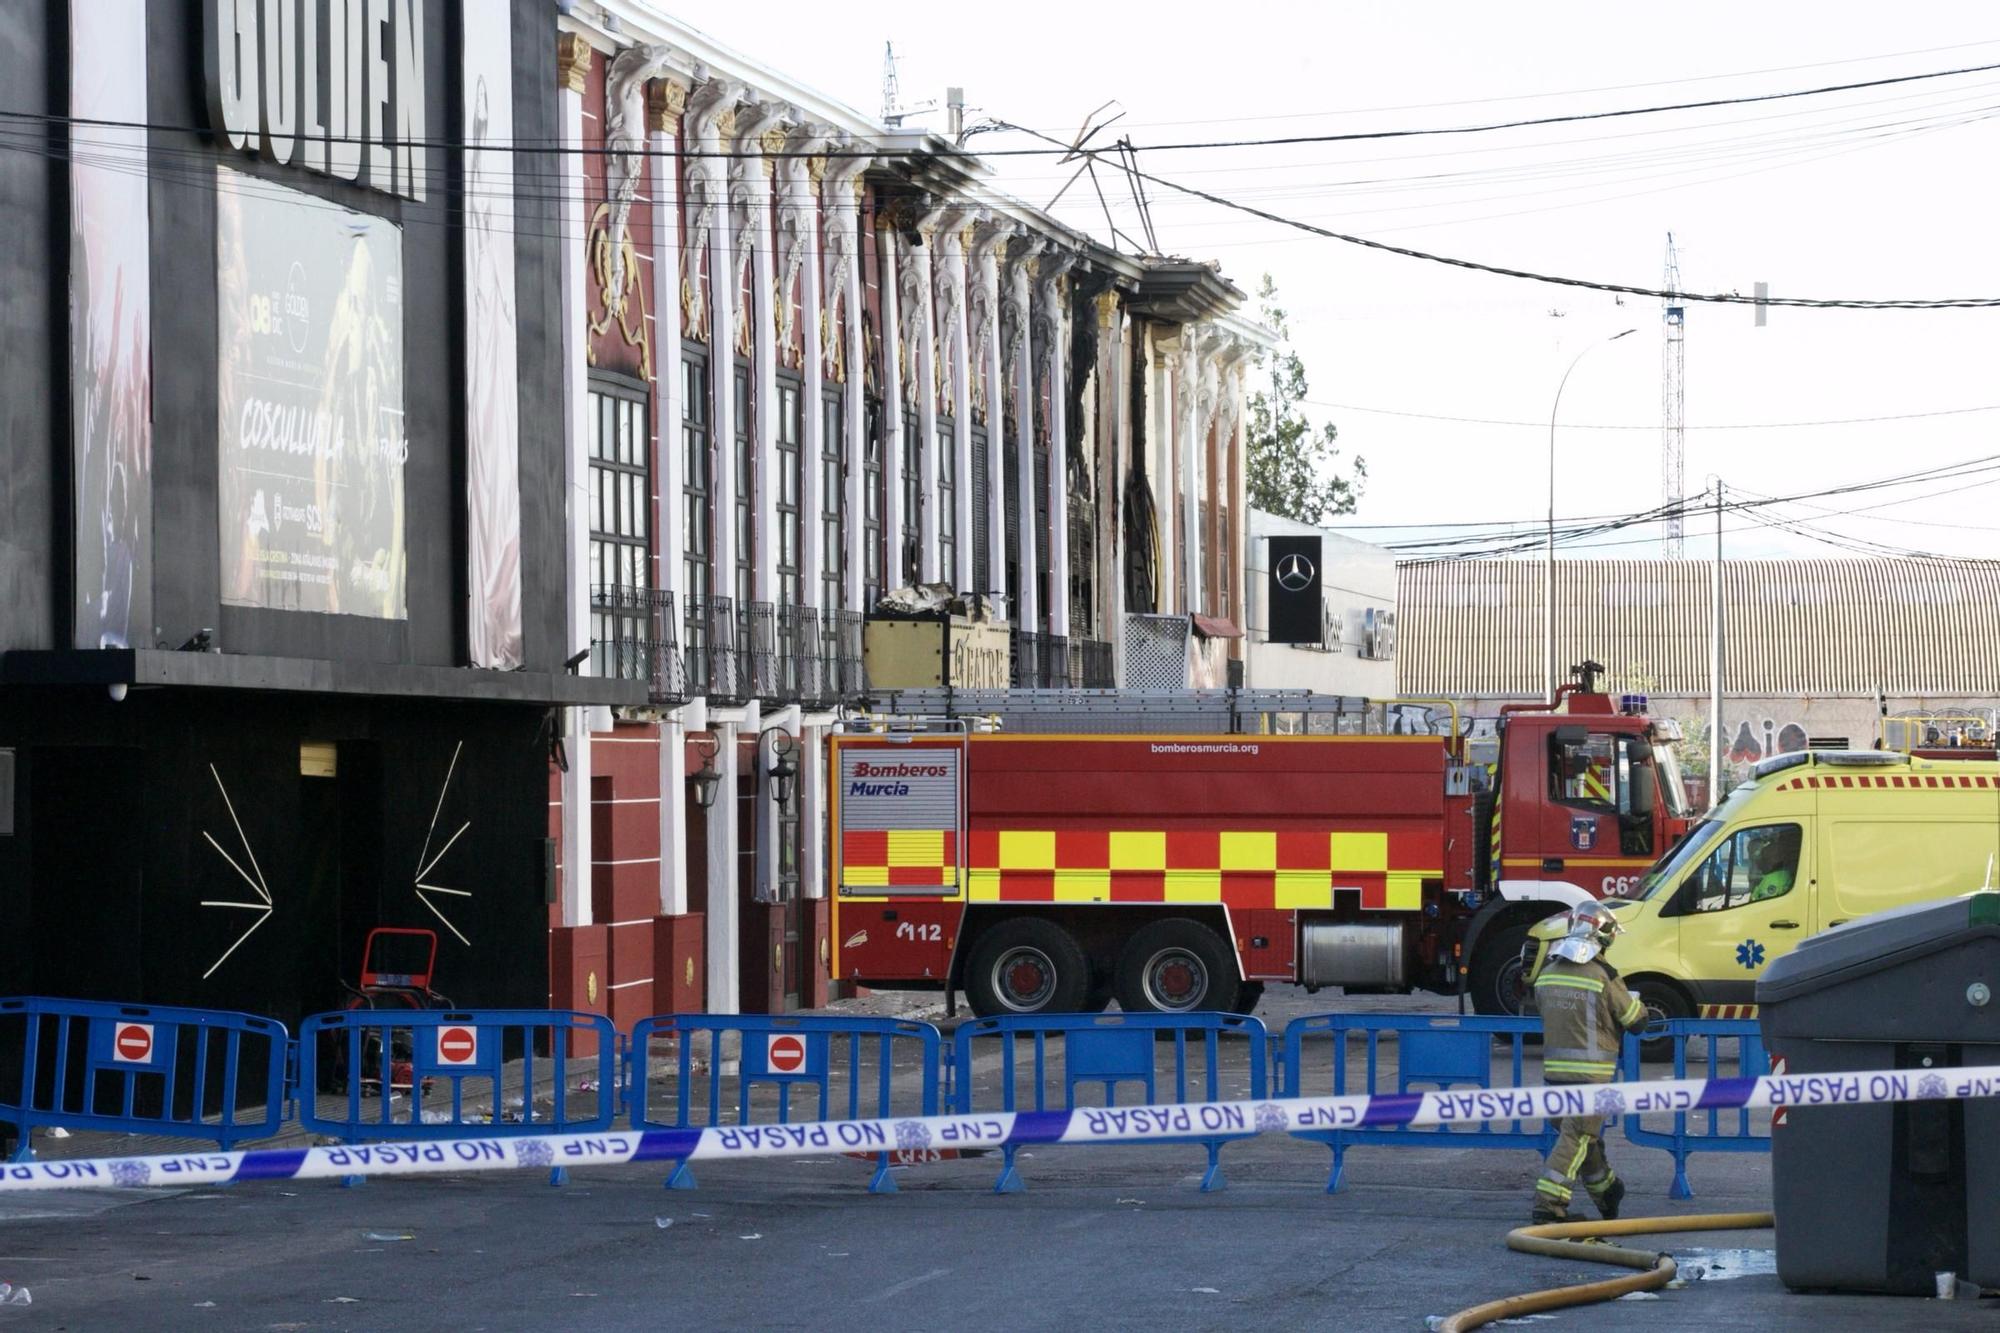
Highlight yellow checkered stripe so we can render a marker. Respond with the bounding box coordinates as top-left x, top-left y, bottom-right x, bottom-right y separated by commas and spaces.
840, 829, 960, 892
964, 829, 1434, 910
